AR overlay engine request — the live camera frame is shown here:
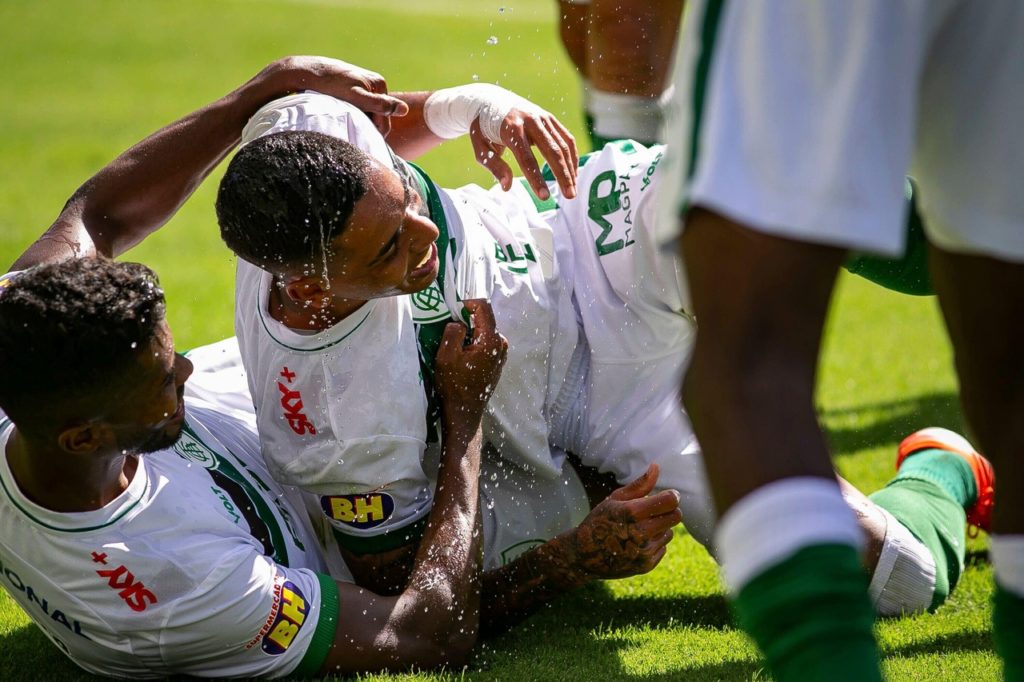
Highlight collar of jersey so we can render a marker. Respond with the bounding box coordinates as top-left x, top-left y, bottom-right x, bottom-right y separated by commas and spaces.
0, 418, 150, 533
254, 265, 377, 352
